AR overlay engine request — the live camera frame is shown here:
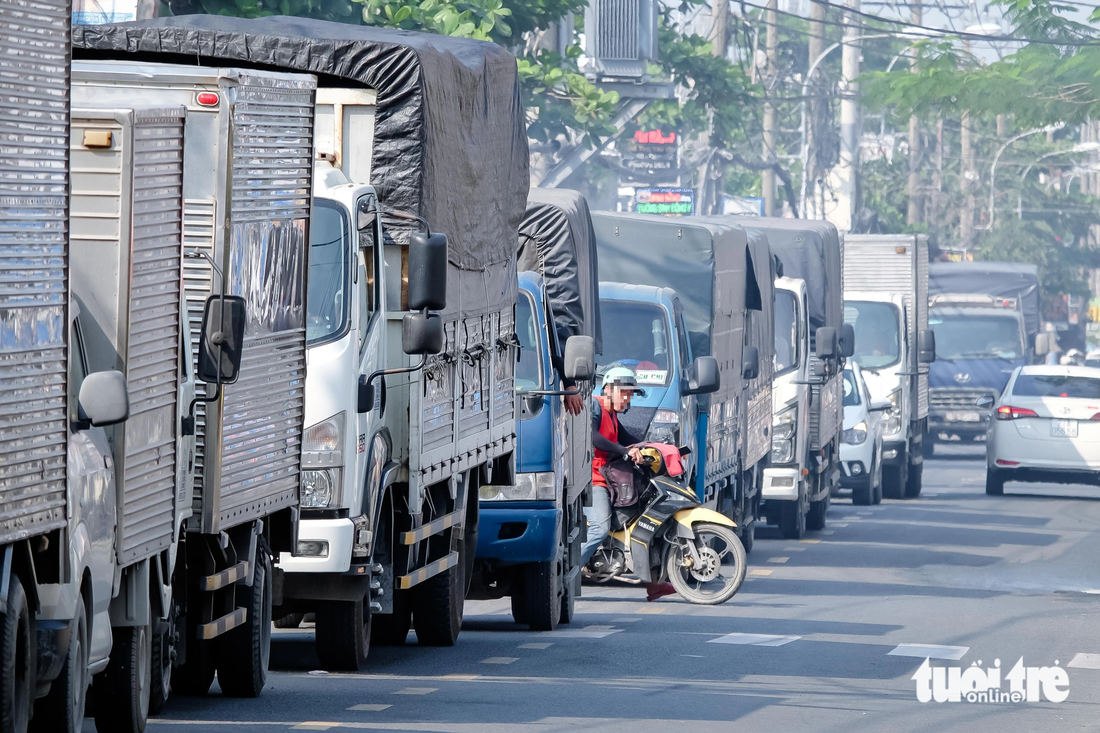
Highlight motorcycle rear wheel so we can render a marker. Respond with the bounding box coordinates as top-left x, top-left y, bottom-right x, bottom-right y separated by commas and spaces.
665, 523, 747, 605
